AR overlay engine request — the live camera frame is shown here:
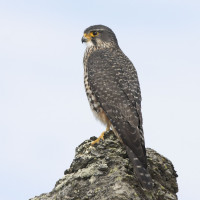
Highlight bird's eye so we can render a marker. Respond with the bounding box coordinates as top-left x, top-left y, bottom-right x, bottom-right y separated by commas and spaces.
90, 31, 99, 37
